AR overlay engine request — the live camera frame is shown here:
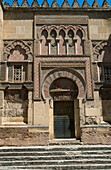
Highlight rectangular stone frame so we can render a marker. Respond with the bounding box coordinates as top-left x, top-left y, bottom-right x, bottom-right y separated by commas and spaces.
34, 15, 93, 100
34, 56, 93, 99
